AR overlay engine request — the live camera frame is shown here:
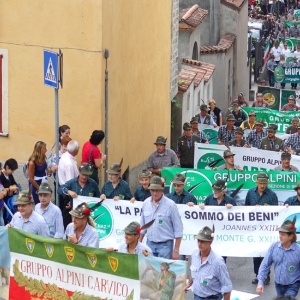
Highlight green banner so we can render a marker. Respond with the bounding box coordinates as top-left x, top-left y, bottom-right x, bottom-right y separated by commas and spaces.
274, 66, 300, 84
278, 37, 299, 52
7, 228, 187, 300
8, 228, 139, 279
283, 20, 300, 28
243, 107, 299, 133
257, 86, 280, 110
162, 168, 300, 204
